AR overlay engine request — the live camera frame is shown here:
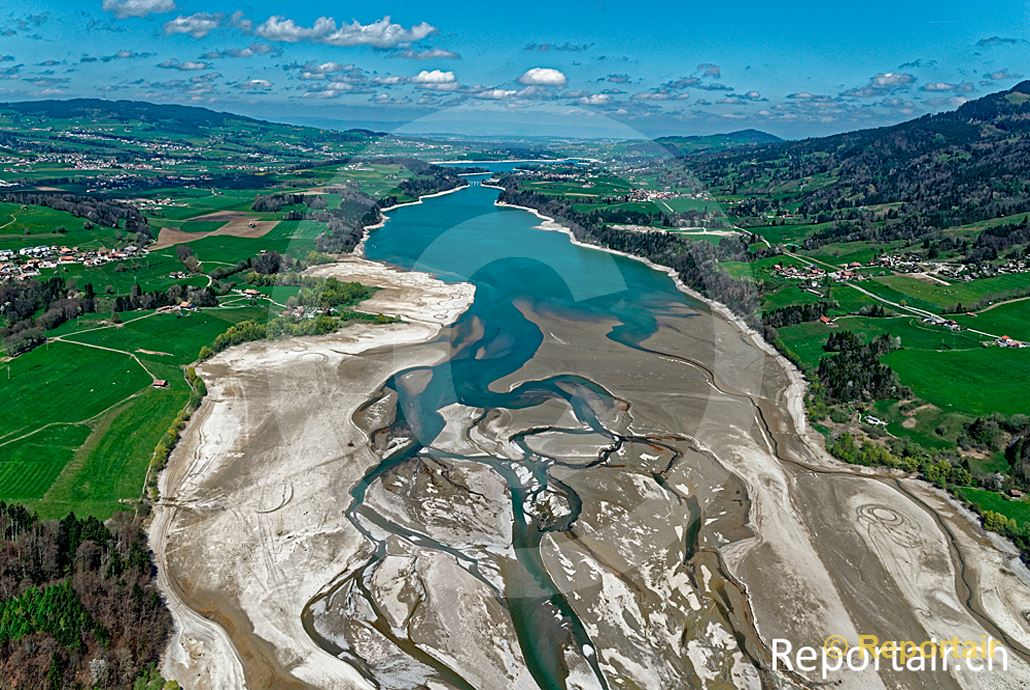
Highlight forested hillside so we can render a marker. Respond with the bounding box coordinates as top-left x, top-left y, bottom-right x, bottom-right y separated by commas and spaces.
694, 81, 1030, 232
